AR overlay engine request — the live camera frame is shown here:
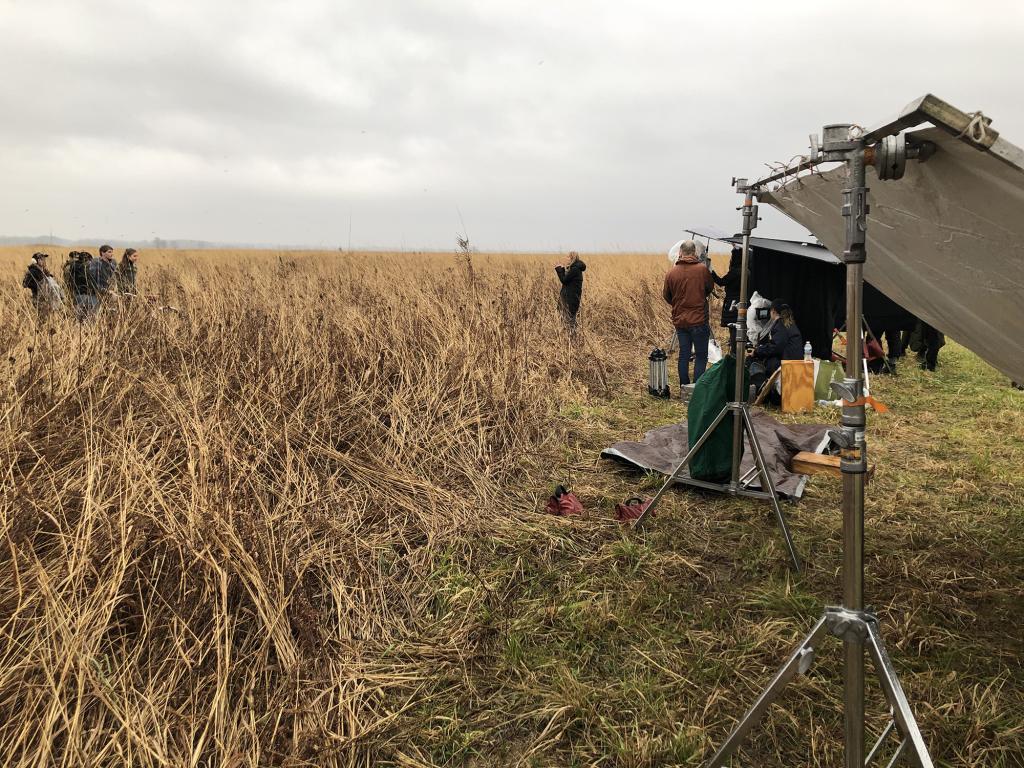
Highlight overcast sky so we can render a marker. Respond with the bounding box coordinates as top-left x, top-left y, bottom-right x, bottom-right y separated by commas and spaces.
2, 0, 1022, 251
